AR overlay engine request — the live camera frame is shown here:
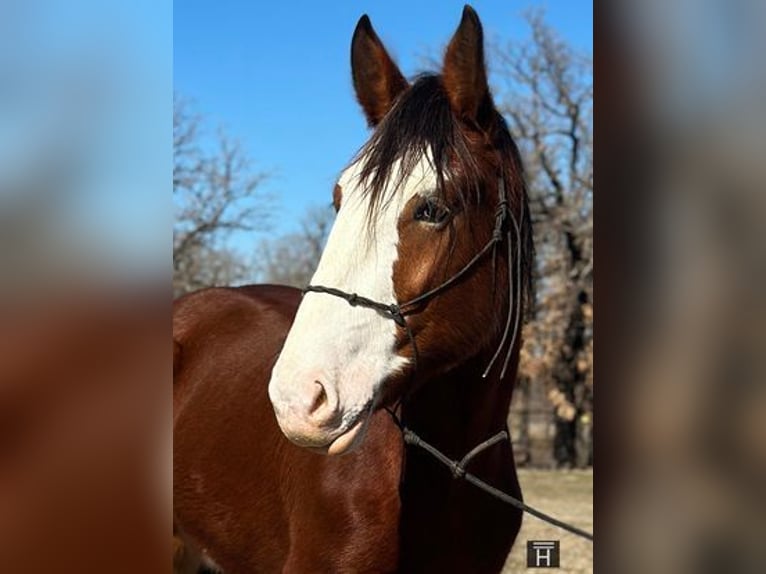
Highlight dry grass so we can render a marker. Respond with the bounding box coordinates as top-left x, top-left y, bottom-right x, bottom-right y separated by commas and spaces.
502, 469, 593, 573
